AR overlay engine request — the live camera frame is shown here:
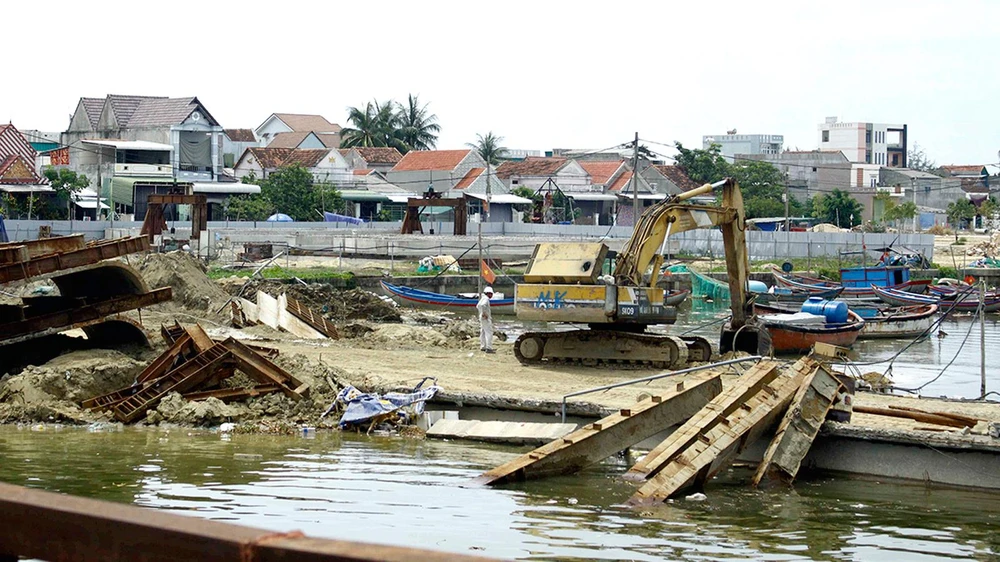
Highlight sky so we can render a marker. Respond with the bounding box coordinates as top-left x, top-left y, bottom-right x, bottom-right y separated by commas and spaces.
5, 0, 999, 168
